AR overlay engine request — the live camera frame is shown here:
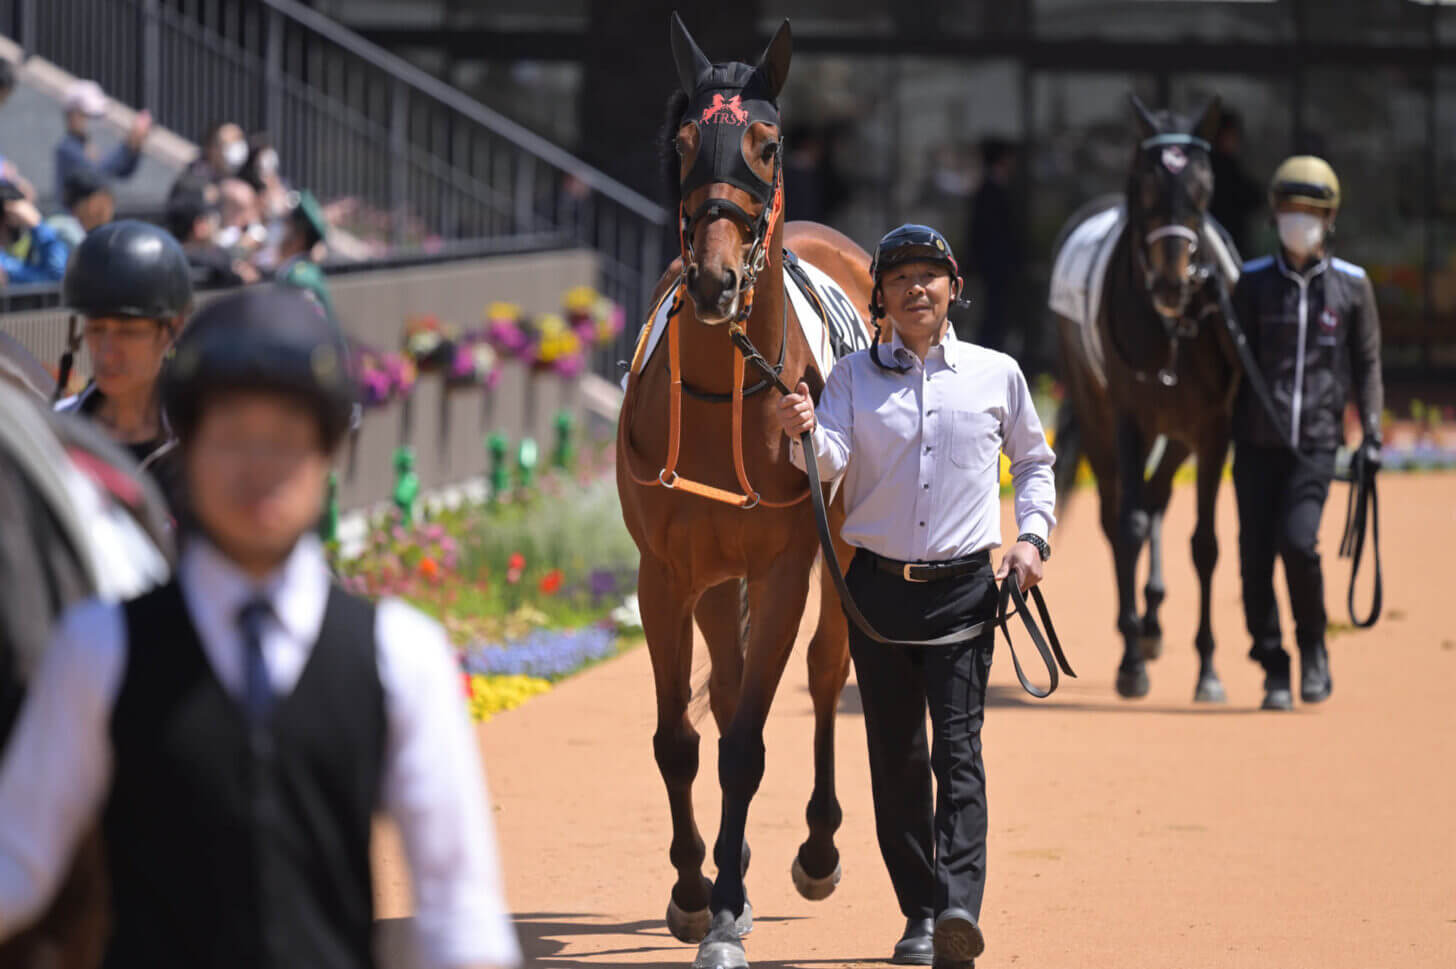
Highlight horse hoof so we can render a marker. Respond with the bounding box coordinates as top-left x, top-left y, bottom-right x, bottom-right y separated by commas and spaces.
1139, 633, 1163, 661
791, 855, 842, 901
736, 900, 754, 936
1193, 673, 1226, 704
1115, 665, 1150, 699
667, 898, 711, 944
